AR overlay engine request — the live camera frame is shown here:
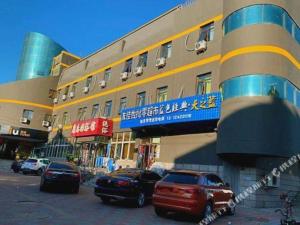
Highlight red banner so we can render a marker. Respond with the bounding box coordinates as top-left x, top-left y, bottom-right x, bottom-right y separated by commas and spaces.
71, 118, 113, 137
